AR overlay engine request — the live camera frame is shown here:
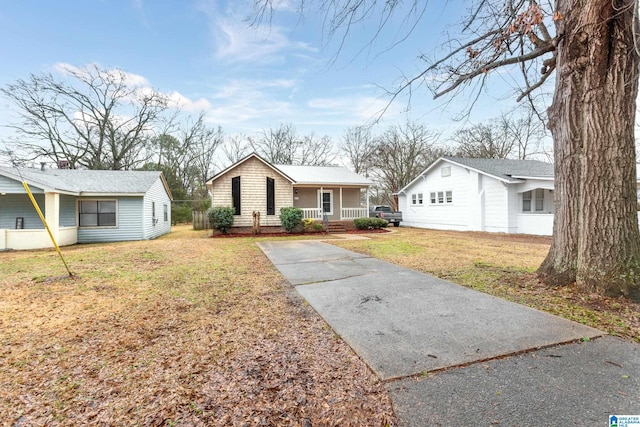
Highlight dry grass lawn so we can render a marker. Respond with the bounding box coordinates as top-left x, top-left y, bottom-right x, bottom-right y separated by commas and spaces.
333, 227, 640, 343
0, 225, 394, 426
2, 225, 639, 426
